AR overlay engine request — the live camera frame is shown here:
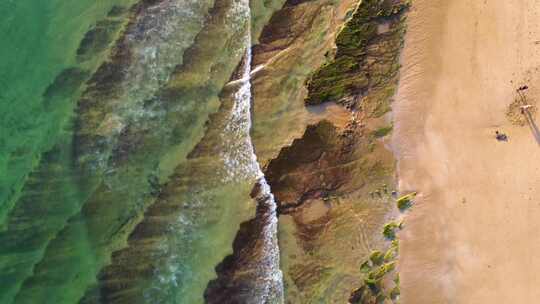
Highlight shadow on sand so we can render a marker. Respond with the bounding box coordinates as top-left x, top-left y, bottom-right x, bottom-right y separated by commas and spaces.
524, 110, 540, 146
